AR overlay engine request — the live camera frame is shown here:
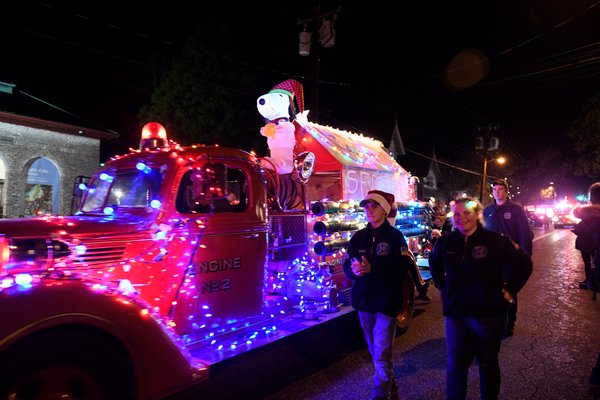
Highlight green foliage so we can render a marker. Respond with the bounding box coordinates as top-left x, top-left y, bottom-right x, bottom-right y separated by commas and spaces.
565, 91, 600, 177
138, 23, 265, 153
